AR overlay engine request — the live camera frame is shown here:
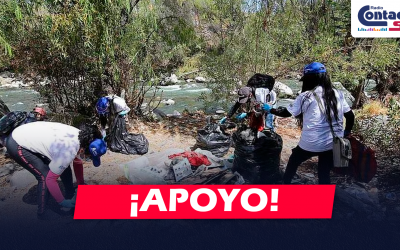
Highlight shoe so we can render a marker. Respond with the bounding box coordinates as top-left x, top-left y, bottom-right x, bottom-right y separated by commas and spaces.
37, 210, 61, 221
